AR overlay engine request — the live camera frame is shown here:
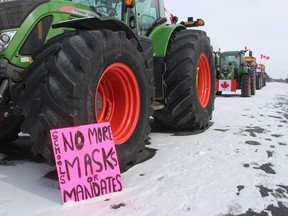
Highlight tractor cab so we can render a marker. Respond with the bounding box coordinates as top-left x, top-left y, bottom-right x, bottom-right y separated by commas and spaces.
71, 0, 165, 36
135, 0, 165, 35
219, 51, 241, 79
